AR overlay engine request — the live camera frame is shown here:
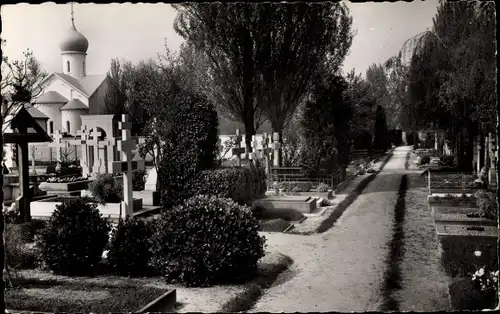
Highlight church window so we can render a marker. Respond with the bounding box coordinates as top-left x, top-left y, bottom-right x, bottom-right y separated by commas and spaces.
49, 121, 54, 134
66, 121, 71, 134
67, 61, 70, 72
